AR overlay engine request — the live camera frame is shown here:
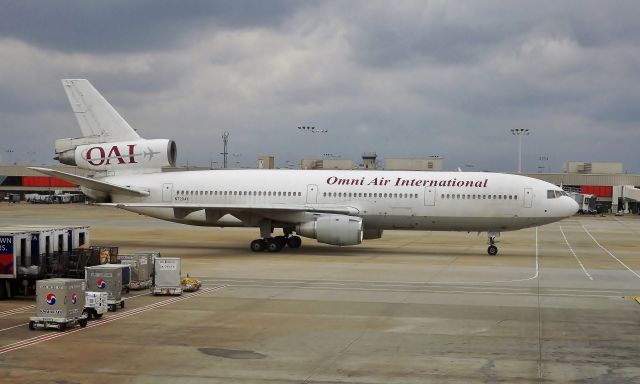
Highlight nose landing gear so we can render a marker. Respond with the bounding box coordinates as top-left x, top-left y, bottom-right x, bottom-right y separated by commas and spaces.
487, 231, 500, 256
